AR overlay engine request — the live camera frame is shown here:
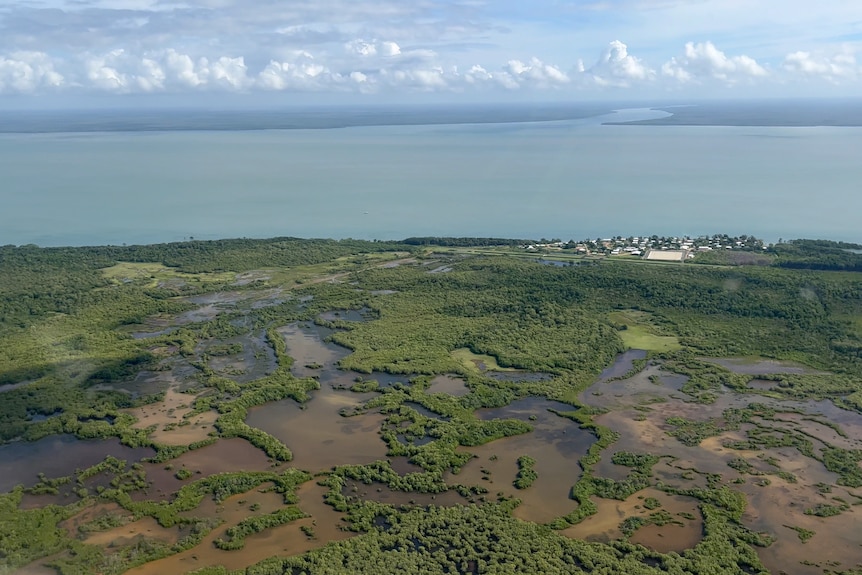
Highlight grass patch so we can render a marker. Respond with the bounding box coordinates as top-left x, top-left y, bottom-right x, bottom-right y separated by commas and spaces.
101, 262, 235, 287
451, 348, 518, 372
609, 311, 681, 352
